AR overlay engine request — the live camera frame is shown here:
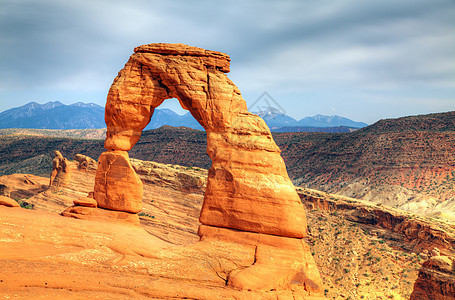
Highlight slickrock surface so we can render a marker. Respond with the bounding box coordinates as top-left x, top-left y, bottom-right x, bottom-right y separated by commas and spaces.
3, 158, 205, 245
0, 173, 48, 202
3, 159, 455, 298
0, 199, 320, 299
